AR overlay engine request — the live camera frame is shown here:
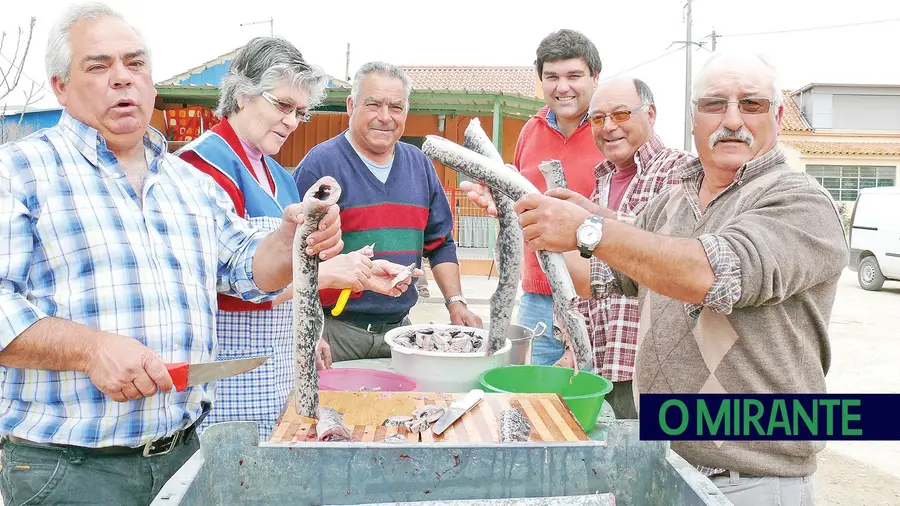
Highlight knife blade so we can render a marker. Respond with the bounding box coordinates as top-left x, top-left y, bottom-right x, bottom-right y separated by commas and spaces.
432, 389, 484, 435
166, 356, 268, 392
